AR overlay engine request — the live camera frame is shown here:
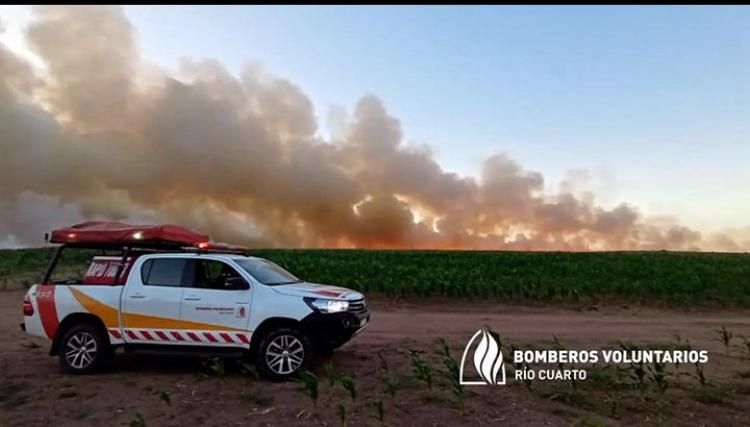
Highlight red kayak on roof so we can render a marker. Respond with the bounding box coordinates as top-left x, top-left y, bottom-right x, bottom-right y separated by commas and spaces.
49, 221, 210, 246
